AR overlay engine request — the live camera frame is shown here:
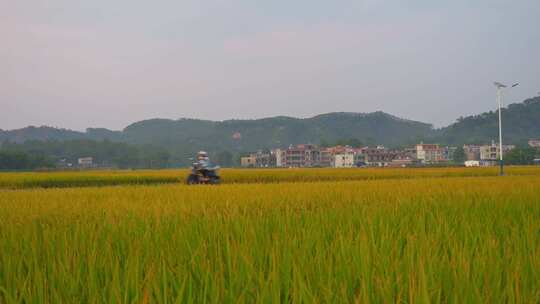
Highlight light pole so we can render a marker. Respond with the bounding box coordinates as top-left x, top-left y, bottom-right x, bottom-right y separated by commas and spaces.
493, 82, 518, 176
